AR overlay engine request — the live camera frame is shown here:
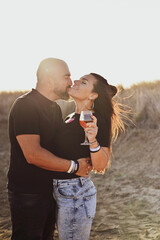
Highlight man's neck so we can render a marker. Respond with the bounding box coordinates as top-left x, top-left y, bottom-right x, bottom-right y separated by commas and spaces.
36, 87, 58, 102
